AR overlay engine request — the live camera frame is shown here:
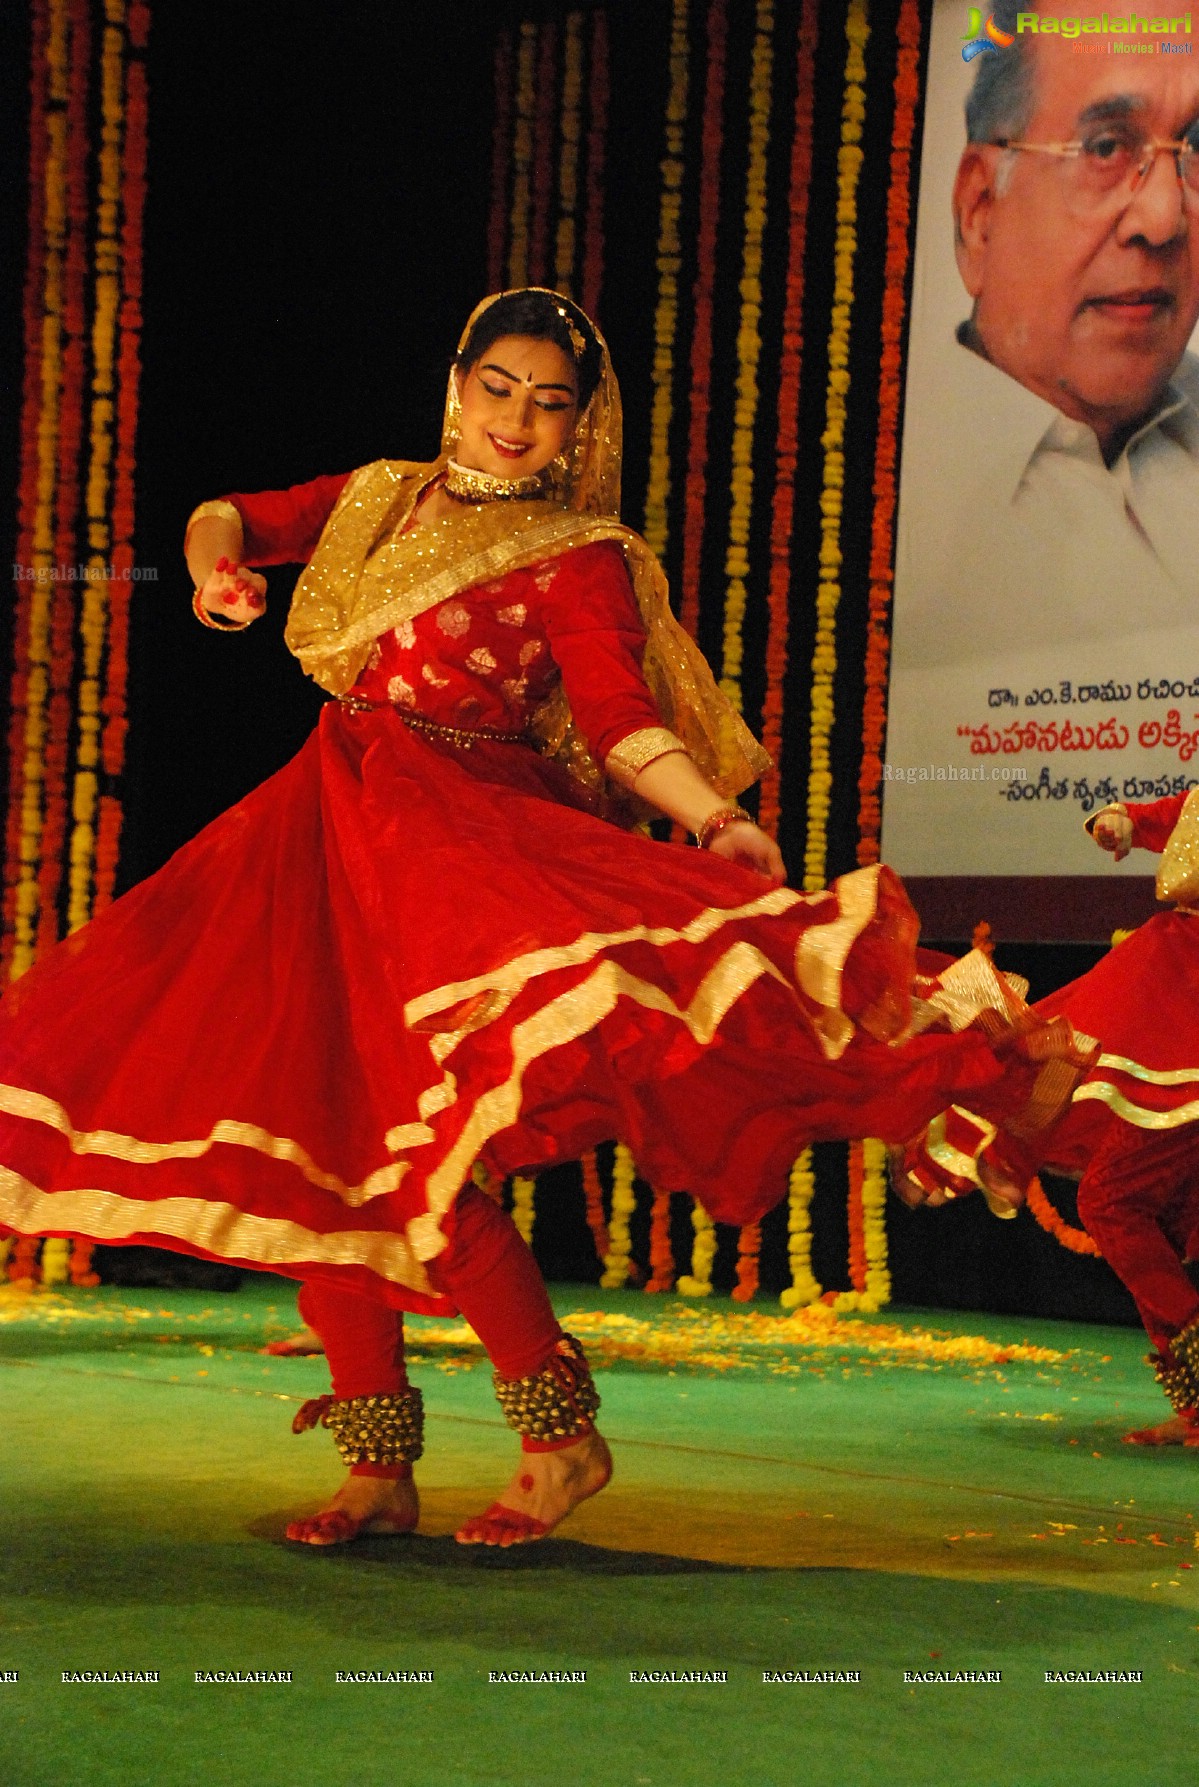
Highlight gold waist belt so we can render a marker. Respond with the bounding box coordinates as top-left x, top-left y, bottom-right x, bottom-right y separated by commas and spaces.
338, 695, 531, 752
